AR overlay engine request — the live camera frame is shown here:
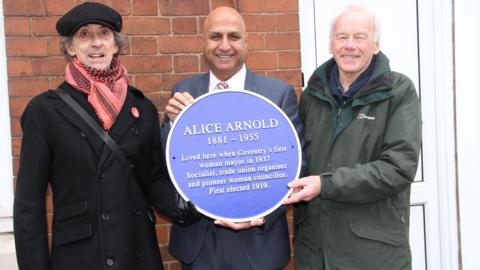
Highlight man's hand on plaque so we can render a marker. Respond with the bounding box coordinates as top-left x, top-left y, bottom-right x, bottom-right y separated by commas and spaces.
283, 175, 322, 204
165, 92, 195, 122
213, 217, 266, 231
